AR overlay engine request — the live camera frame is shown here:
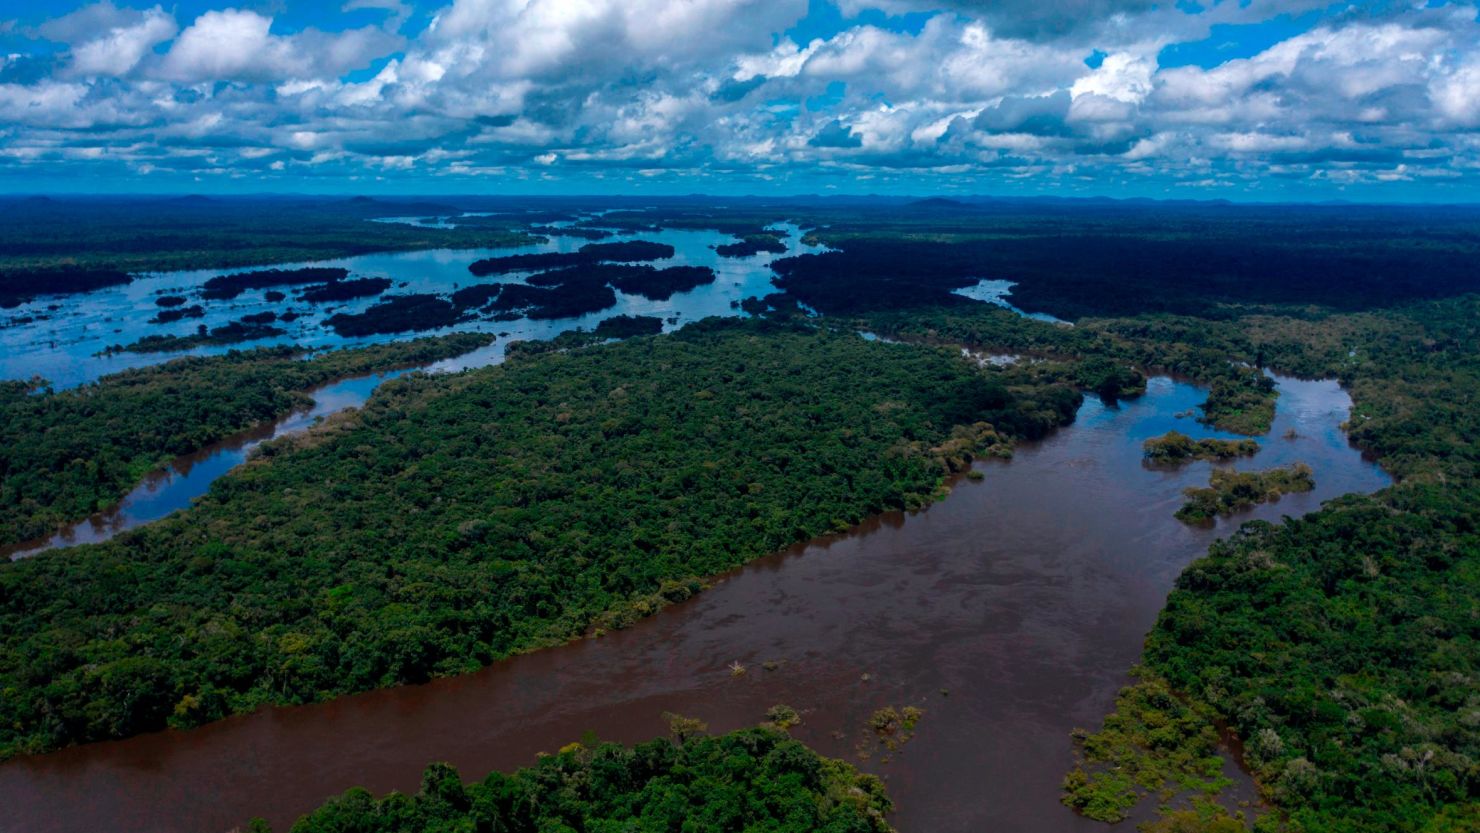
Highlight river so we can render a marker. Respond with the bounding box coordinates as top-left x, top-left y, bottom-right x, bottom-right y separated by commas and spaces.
0, 371, 1390, 832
